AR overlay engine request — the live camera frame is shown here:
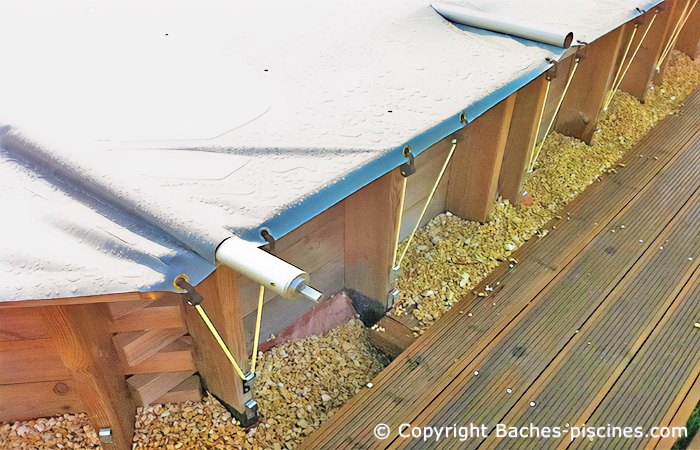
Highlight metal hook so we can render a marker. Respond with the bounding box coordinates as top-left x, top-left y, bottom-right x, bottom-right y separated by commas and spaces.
400, 146, 415, 177
174, 274, 203, 306
260, 228, 276, 254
